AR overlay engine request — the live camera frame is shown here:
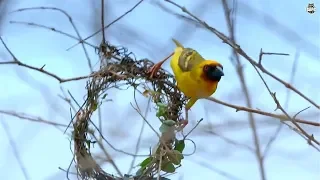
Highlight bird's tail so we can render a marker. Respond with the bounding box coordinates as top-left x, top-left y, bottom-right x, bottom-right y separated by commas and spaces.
172, 38, 184, 48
